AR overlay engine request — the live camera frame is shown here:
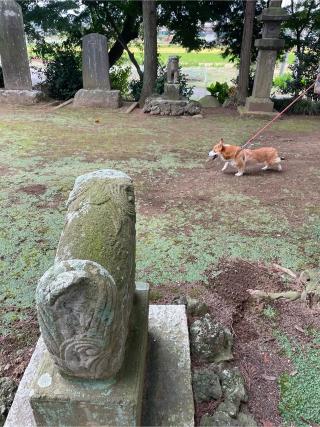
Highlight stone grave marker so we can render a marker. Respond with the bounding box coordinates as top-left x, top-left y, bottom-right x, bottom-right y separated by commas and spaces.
74, 34, 121, 108
0, 0, 42, 104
